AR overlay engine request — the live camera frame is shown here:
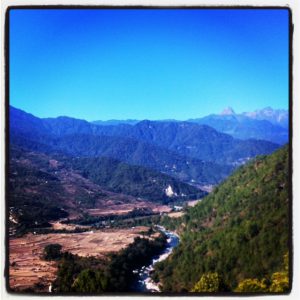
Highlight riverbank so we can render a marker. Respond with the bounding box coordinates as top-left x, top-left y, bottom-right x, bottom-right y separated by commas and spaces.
134, 226, 180, 292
